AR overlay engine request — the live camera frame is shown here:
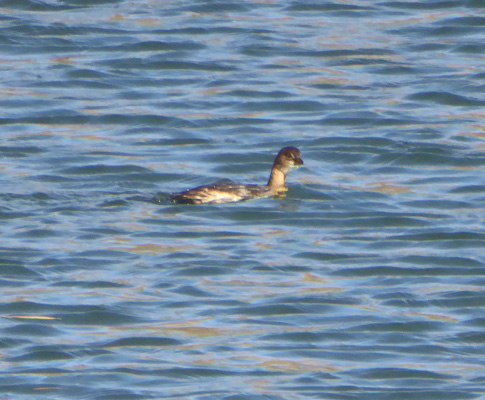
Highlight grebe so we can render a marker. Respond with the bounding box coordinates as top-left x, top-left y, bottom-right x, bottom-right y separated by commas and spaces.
170, 147, 303, 204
